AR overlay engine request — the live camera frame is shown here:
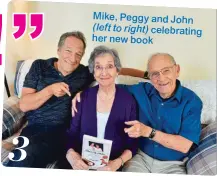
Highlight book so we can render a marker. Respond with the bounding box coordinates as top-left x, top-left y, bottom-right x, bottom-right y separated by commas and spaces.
82, 135, 113, 170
